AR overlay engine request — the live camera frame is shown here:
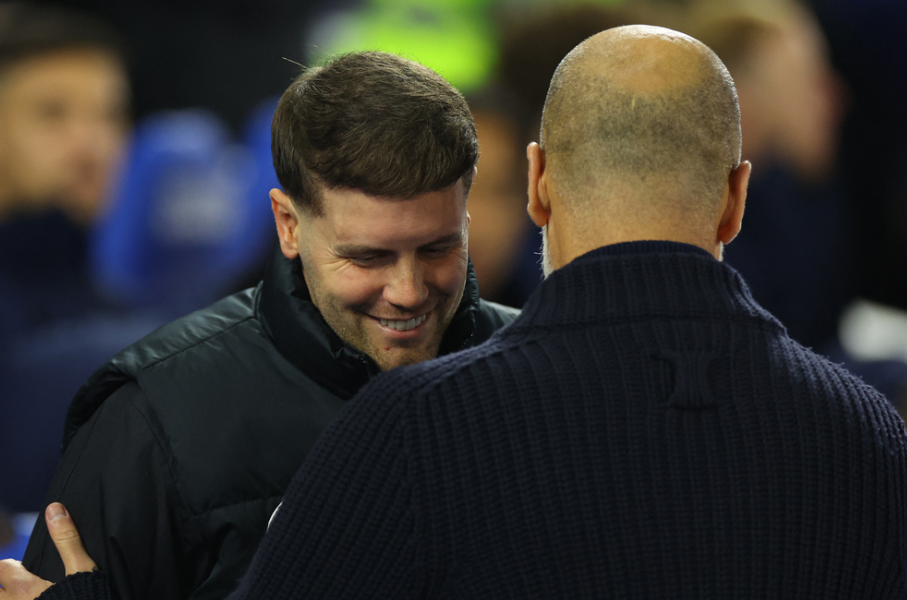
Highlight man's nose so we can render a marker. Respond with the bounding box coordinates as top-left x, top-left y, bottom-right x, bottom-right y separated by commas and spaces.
384, 260, 429, 310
